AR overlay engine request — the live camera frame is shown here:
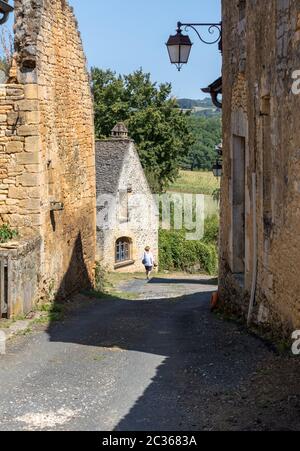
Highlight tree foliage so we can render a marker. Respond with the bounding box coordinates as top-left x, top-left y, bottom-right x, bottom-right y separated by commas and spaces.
158, 214, 219, 275
177, 97, 221, 118
182, 115, 222, 171
91, 68, 194, 191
